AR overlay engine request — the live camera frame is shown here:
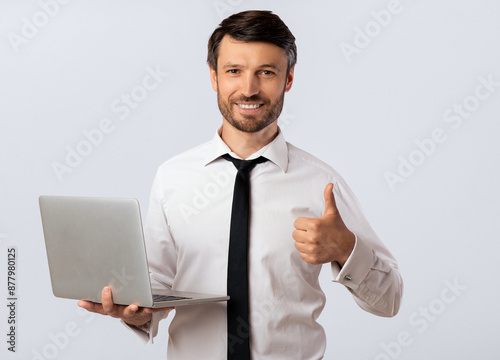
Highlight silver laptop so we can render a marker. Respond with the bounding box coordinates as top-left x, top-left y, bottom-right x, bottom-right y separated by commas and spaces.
39, 195, 229, 308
